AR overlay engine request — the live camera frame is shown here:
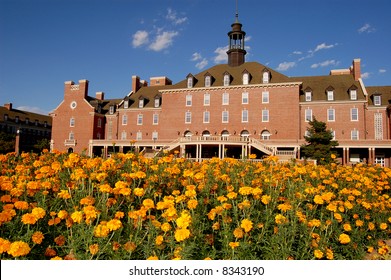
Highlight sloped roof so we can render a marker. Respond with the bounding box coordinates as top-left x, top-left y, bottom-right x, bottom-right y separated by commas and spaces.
0, 105, 52, 126
366, 85, 391, 106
